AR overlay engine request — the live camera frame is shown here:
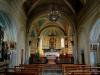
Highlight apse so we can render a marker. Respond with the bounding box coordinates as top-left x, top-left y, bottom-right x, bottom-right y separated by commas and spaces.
40, 26, 65, 49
